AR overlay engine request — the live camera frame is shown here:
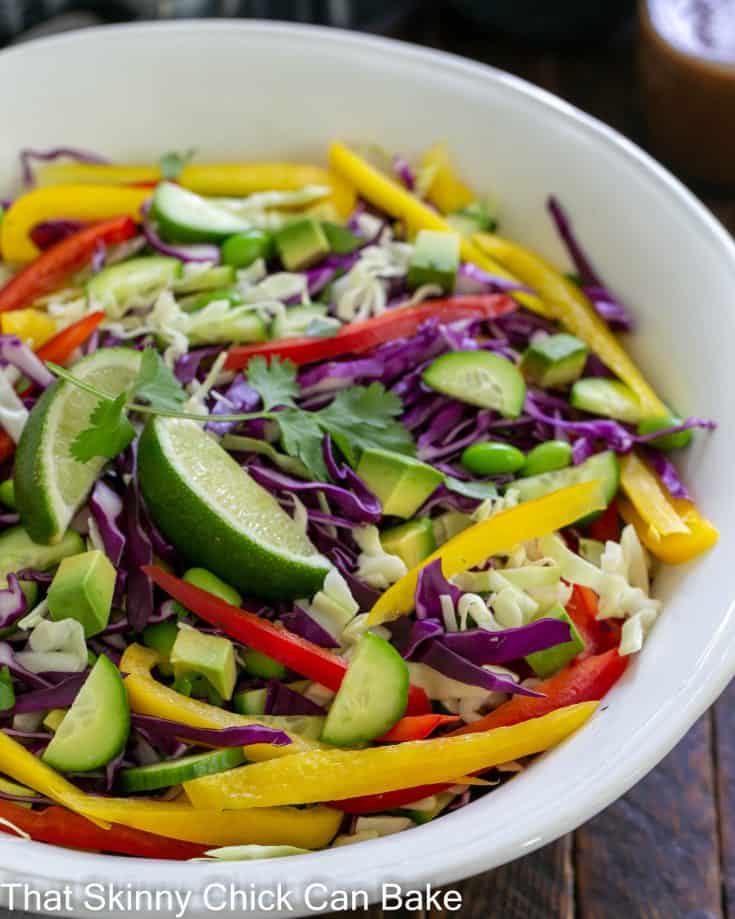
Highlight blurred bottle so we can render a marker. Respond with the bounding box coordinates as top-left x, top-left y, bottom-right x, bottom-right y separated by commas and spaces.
450, 0, 634, 41
639, 0, 735, 184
